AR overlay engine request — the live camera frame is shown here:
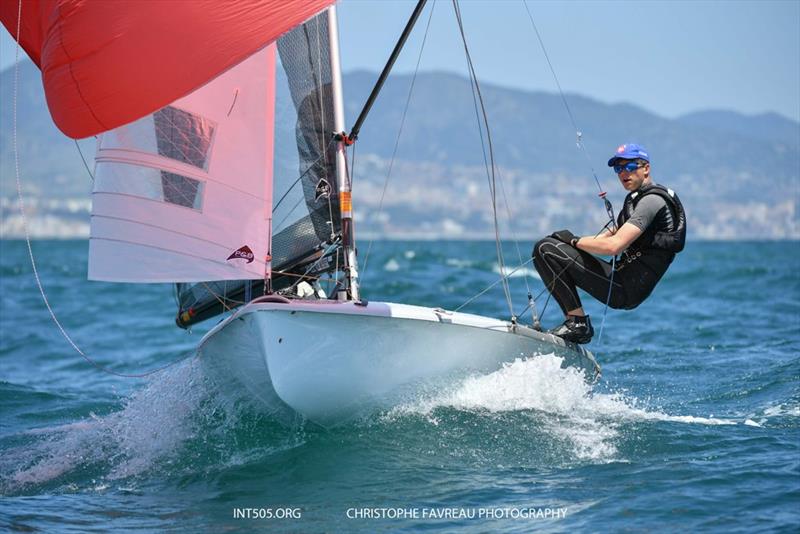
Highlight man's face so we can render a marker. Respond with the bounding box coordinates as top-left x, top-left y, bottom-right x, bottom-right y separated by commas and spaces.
614, 159, 649, 191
